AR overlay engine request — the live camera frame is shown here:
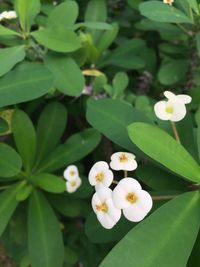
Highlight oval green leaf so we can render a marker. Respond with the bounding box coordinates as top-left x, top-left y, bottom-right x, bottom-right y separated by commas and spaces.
45, 55, 85, 96
38, 128, 101, 173
31, 27, 81, 53
100, 192, 200, 267
128, 123, 200, 183
0, 143, 22, 177
31, 173, 66, 193
12, 109, 37, 172
28, 190, 64, 267
0, 46, 25, 77
34, 102, 67, 168
0, 63, 53, 108
139, 1, 193, 24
